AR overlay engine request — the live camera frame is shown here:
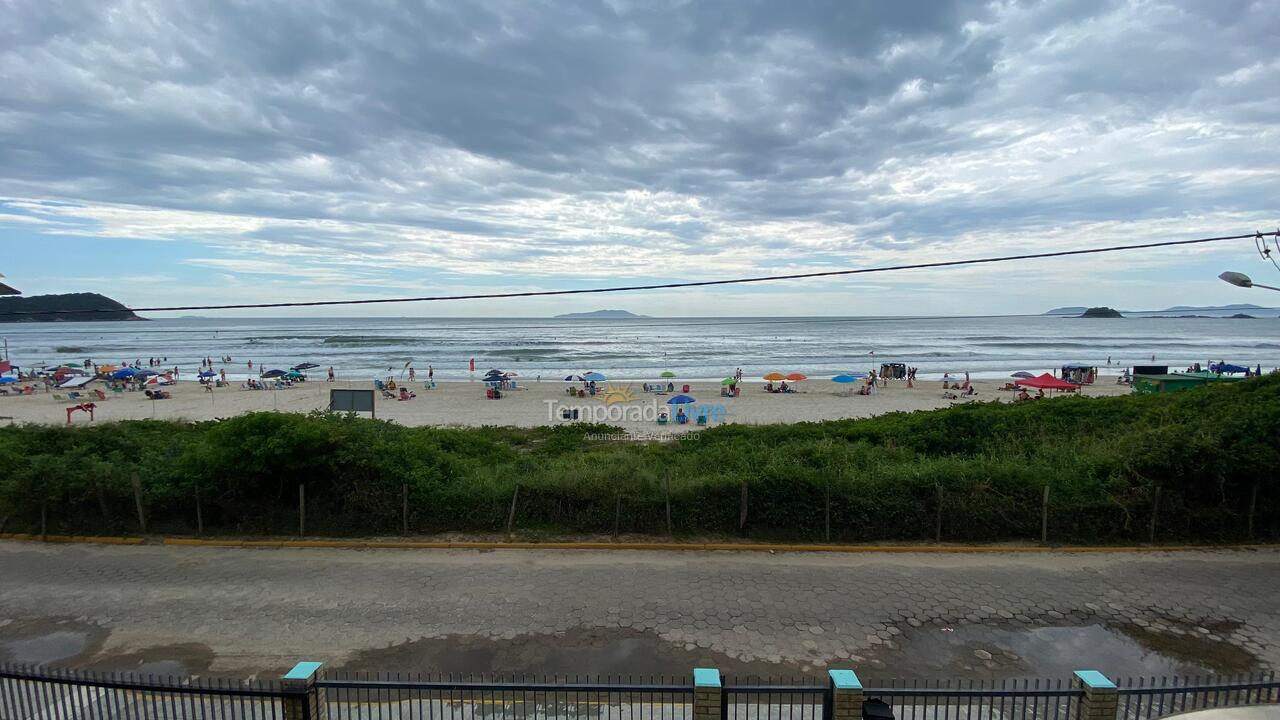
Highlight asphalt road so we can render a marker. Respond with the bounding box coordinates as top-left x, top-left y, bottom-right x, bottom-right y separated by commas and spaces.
0, 542, 1275, 682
